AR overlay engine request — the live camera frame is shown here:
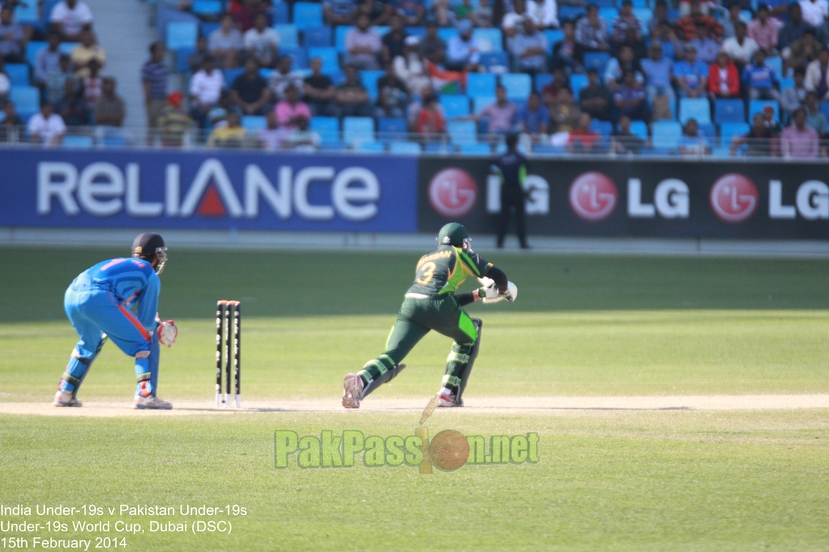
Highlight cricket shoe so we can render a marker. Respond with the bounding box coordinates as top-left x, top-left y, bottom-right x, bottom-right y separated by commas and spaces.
342, 373, 364, 409
53, 390, 82, 407
437, 389, 463, 408
132, 394, 173, 410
